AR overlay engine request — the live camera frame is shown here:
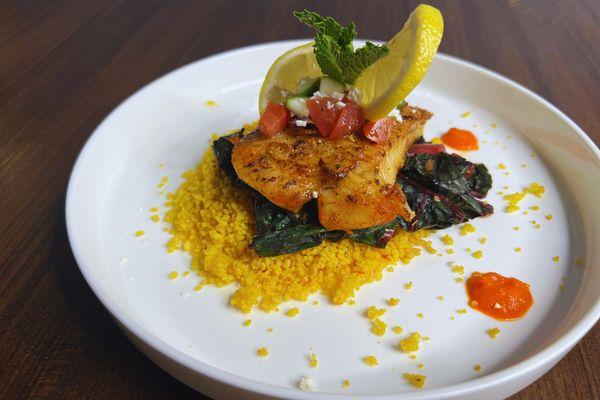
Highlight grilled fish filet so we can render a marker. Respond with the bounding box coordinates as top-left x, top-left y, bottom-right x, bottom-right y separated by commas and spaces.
231, 105, 432, 230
